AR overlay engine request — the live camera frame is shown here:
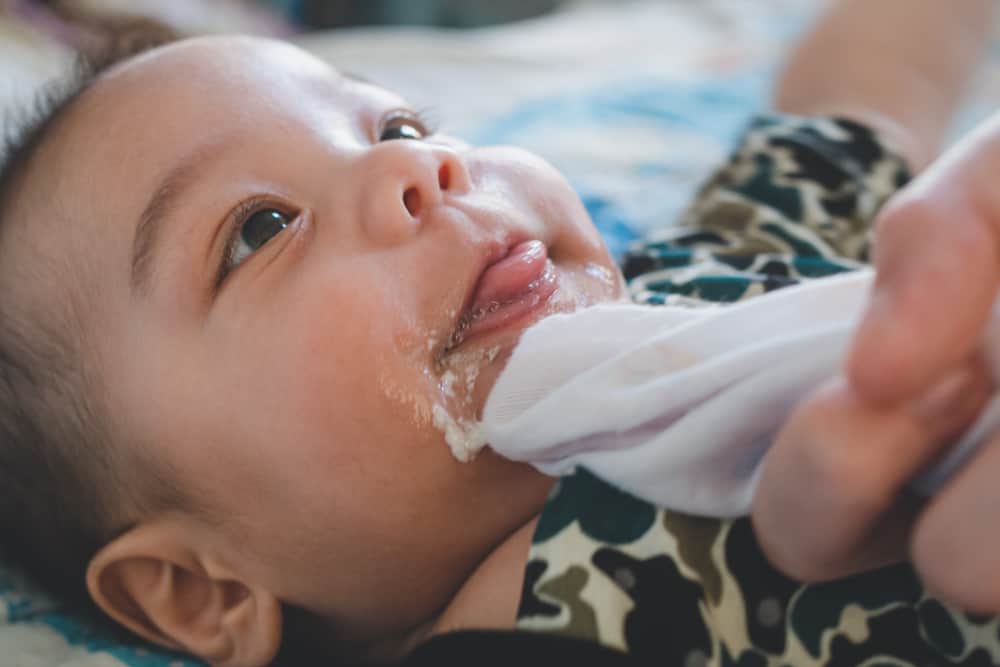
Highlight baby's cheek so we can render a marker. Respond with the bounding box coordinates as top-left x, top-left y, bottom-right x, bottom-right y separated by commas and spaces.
377, 365, 436, 432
